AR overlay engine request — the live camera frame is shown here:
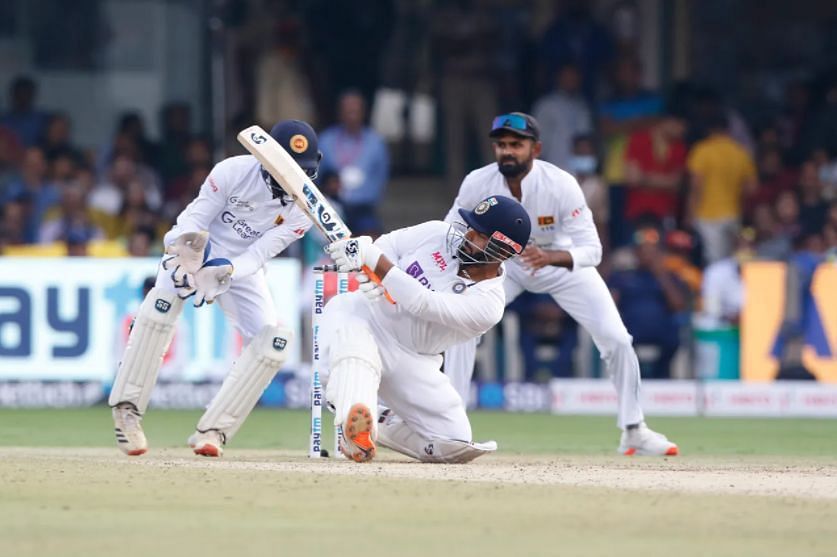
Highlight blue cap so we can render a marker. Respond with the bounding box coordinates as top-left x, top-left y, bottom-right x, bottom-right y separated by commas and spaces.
269, 120, 321, 173
458, 195, 531, 255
